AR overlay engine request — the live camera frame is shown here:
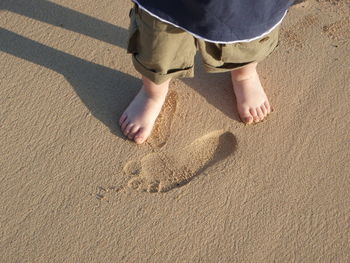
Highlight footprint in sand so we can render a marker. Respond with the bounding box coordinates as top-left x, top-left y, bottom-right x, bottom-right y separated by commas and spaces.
124, 130, 237, 193
322, 18, 350, 41
281, 15, 319, 52
148, 90, 177, 148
